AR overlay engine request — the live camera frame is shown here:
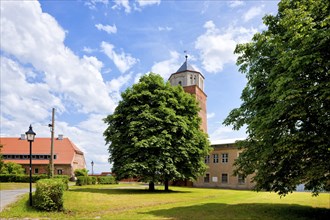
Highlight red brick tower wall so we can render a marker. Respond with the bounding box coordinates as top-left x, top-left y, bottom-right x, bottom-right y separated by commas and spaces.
183, 85, 207, 133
